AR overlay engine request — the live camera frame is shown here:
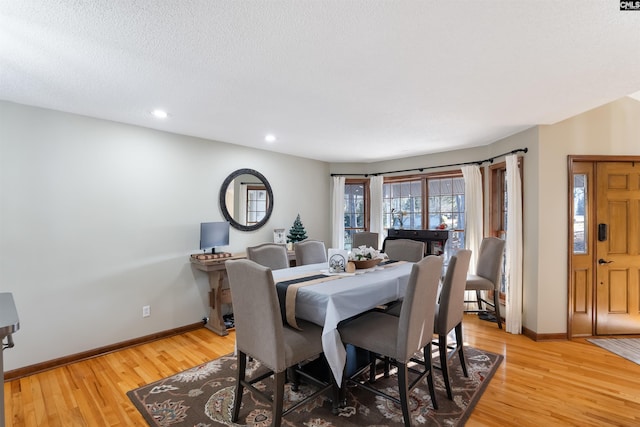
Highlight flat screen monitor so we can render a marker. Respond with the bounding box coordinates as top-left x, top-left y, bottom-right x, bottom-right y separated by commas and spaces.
200, 221, 230, 253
